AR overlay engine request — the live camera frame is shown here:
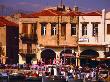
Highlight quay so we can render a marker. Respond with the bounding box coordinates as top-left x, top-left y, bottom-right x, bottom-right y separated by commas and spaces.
0, 1, 110, 82
0, 64, 110, 82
